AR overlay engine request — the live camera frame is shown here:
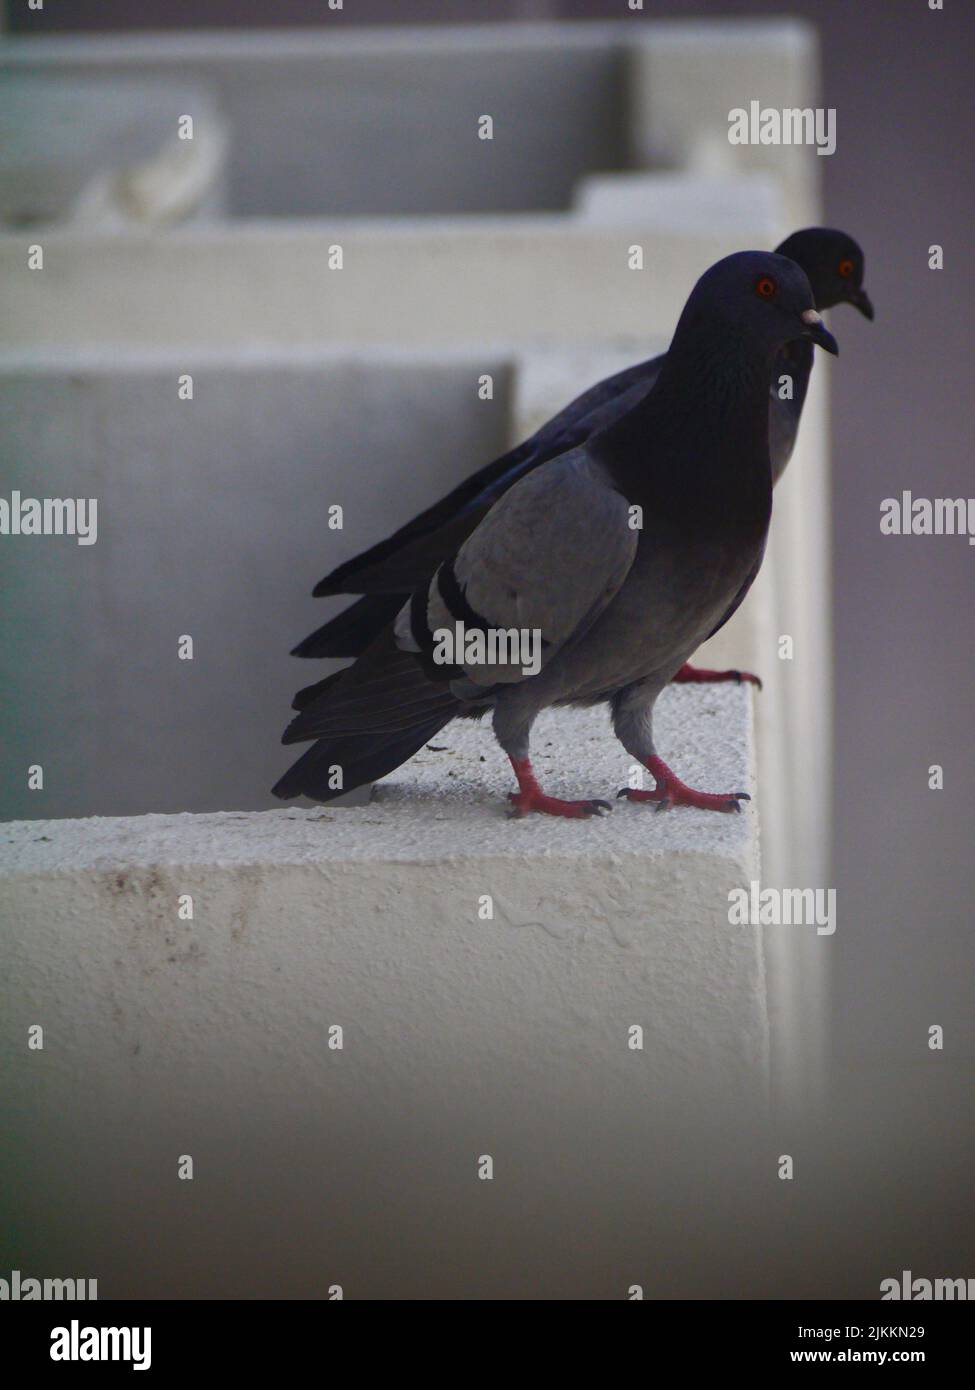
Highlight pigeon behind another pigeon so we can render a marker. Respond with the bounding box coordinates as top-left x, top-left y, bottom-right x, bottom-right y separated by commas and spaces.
273, 251, 839, 817
294, 227, 870, 667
